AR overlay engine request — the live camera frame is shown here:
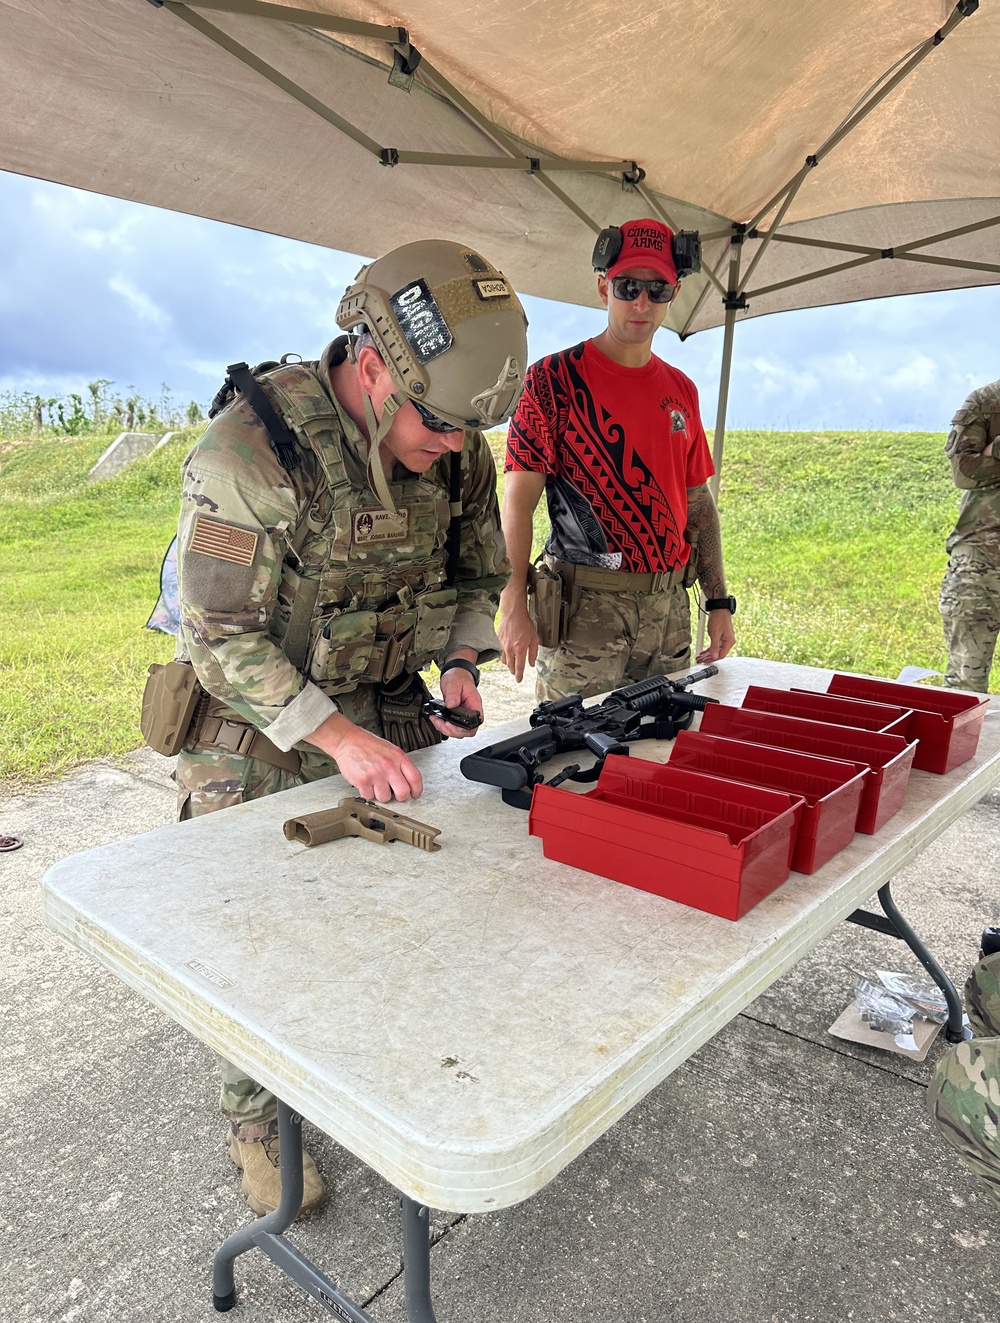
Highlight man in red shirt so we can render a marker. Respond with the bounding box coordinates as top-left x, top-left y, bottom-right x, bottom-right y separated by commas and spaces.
499, 217, 736, 699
